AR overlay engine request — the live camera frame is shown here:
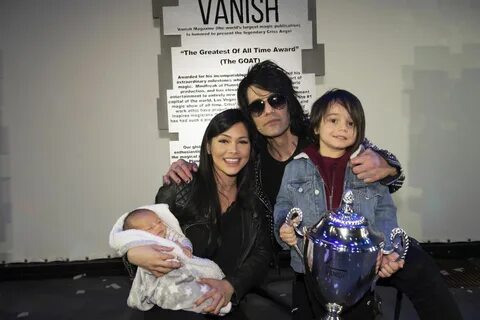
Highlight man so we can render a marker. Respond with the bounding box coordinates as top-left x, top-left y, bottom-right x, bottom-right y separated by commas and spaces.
163, 61, 461, 320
